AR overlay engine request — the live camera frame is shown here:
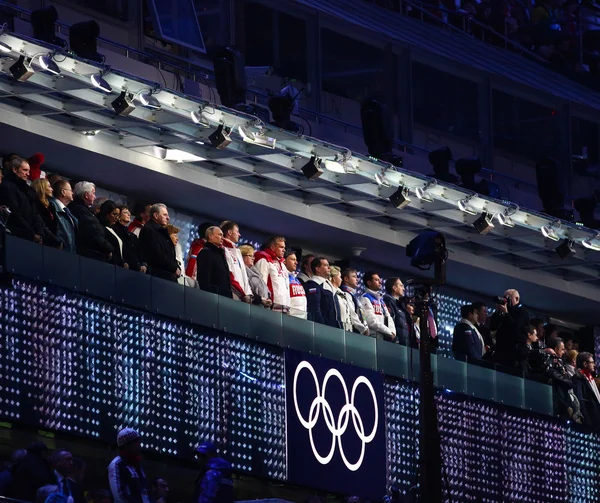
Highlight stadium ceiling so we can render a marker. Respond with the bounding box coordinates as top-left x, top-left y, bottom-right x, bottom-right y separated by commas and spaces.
1, 31, 600, 287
